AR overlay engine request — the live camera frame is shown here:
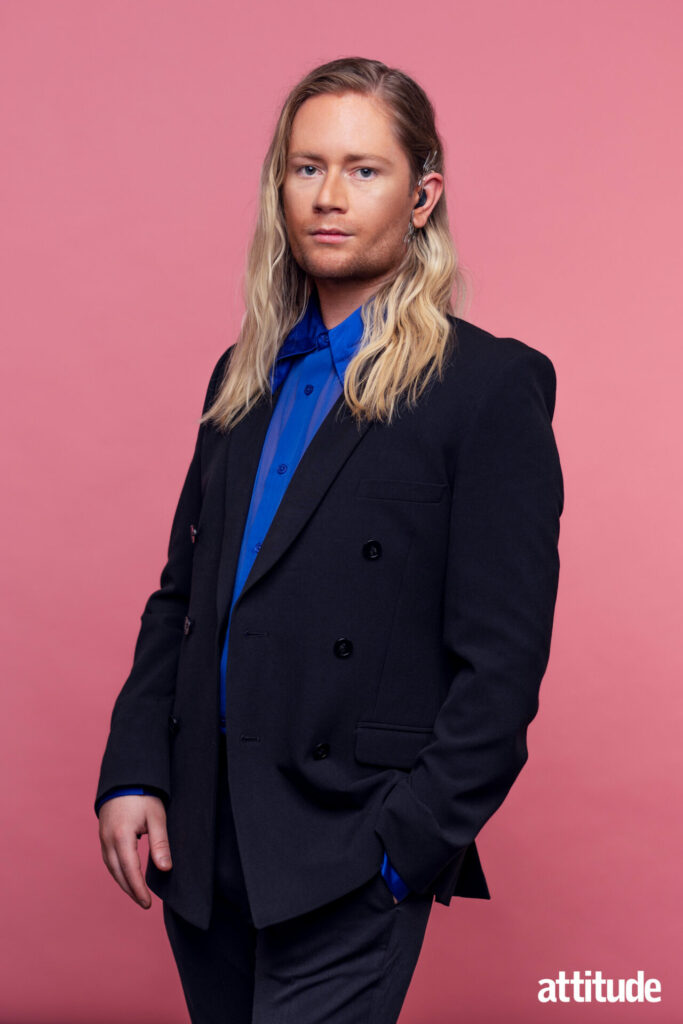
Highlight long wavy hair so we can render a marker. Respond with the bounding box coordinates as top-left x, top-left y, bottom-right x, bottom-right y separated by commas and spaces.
201, 56, 471, 431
